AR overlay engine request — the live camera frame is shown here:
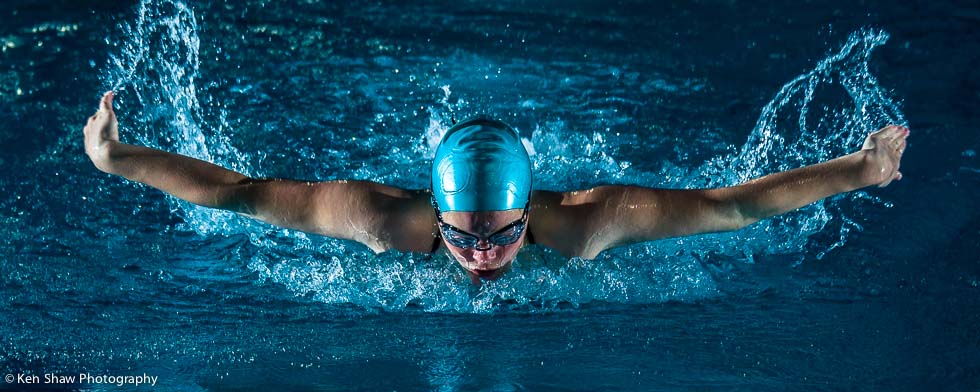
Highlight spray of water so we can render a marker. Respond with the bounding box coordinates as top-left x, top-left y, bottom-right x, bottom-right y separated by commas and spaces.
104, 0, 254, 235
729, 28, 904, 182
681, 28, 903, 262
103, 0, 903, 312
